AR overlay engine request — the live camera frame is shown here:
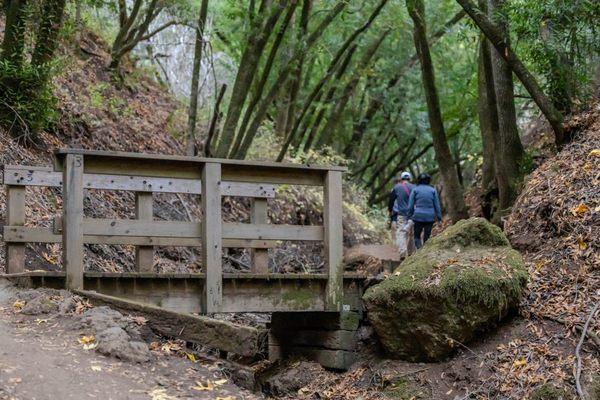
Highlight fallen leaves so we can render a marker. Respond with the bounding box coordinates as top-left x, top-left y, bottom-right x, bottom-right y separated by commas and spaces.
191, 378, 227, 391
12, 300, 24, 311
571, 203, 590, 216
78, 335, 98, 350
